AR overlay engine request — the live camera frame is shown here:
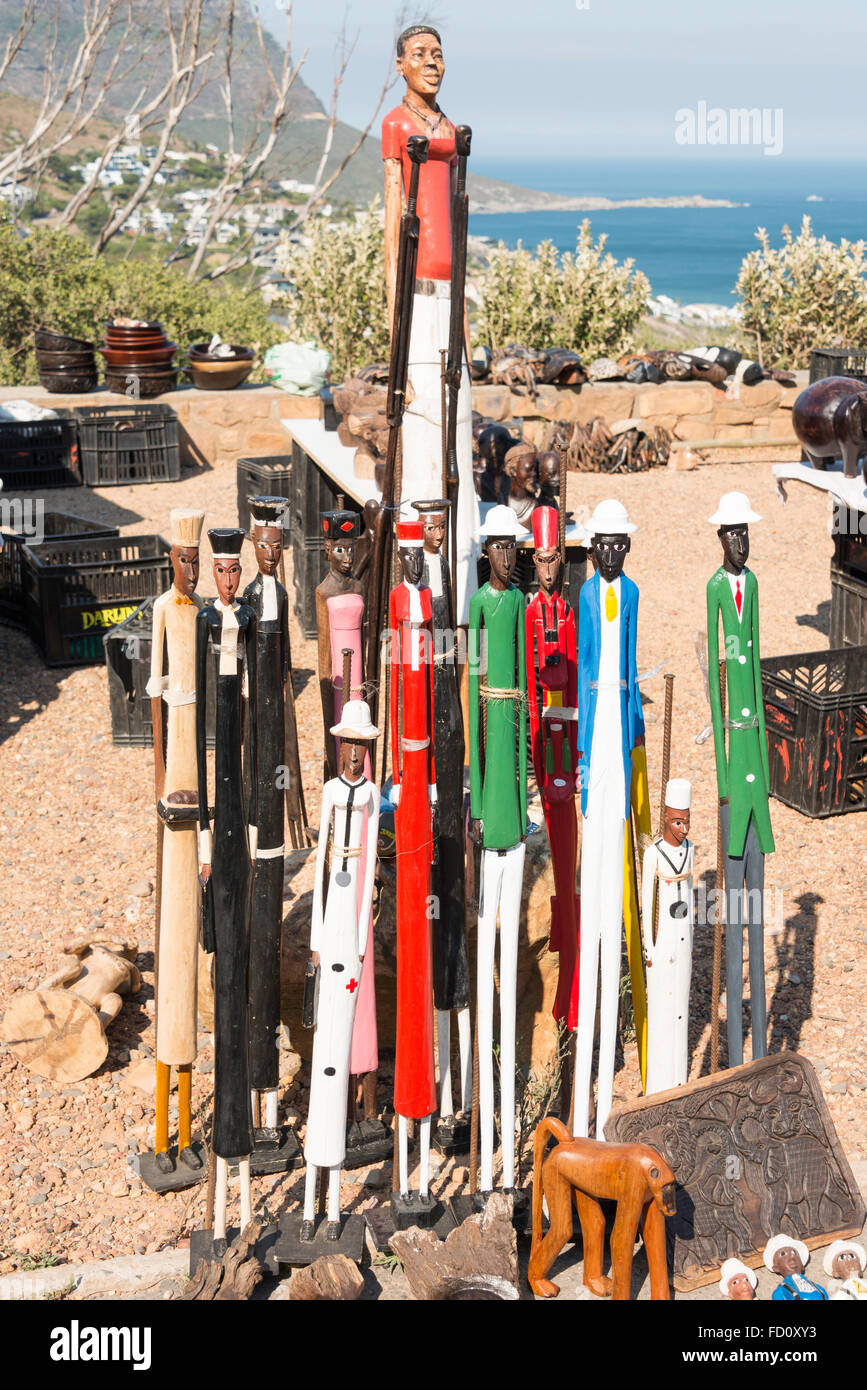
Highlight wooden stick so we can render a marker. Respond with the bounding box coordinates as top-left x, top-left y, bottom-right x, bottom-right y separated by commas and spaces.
710, 657, 727, 1073
341, 647, 352, 707
558, 445, 567, 572
652, 673, 675, 950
